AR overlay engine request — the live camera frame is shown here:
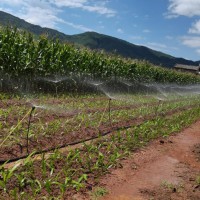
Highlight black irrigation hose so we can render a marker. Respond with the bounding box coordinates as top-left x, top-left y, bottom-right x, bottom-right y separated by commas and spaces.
0, 103, 198, 165
0, 122, 138, 165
